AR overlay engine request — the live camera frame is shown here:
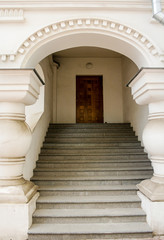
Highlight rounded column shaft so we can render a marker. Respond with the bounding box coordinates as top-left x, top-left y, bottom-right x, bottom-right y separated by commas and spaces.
129, 68, 164, 235
0, 69, 42, 203
129, 68, 164, 200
